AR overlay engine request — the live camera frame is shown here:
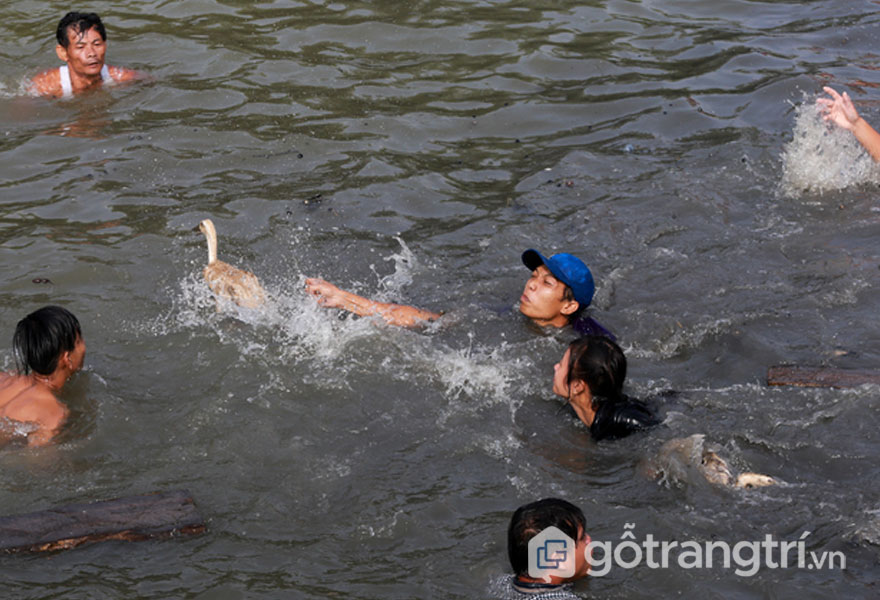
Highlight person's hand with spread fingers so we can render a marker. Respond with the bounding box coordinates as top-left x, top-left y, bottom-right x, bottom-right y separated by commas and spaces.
817, 86, 880, 161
